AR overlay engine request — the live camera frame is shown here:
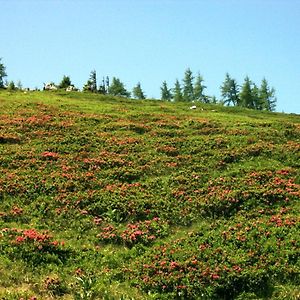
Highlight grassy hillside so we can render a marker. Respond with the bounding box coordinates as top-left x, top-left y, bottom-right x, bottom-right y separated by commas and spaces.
0, 90, 299, 299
